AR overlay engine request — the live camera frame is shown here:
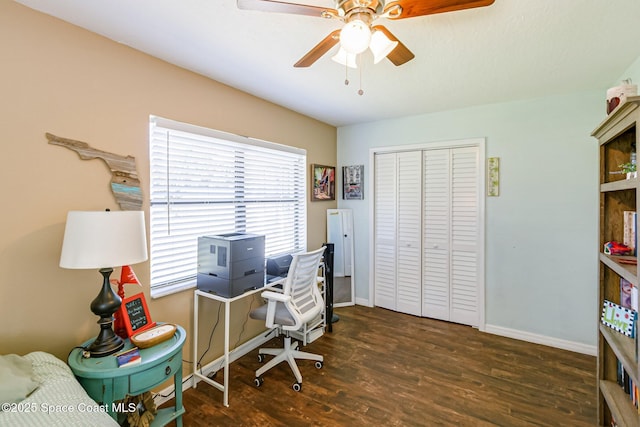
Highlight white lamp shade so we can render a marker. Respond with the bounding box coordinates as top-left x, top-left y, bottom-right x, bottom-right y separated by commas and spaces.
331, 47, 358, 69
370, 30, 398, 64
339, 19, 371, 54
60, 210, 148, 269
